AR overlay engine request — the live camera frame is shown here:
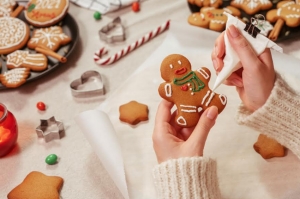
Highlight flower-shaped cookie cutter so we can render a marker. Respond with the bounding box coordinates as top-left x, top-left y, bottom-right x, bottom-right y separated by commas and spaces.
70, 70, 105, 97
36, 116, 64, 142
99, 17, 126, 43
